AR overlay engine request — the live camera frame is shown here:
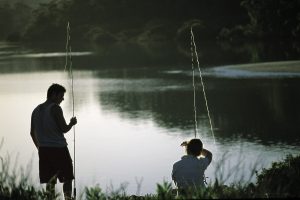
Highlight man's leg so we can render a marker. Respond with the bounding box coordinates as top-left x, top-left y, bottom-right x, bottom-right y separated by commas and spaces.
46, 182, 56, 200
61, 147, 74, 200
63, 180, 73, 200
